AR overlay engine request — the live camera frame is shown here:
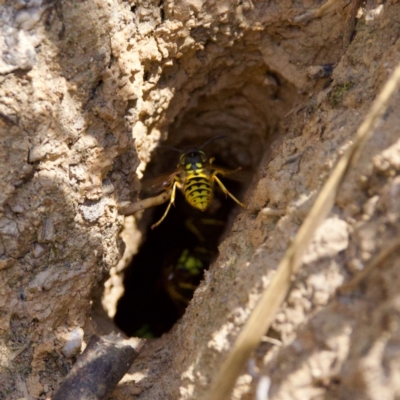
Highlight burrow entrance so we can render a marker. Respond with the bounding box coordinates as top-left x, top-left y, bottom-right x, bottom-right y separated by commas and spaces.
115, 139, 250, 337
113, 52, 304, 338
